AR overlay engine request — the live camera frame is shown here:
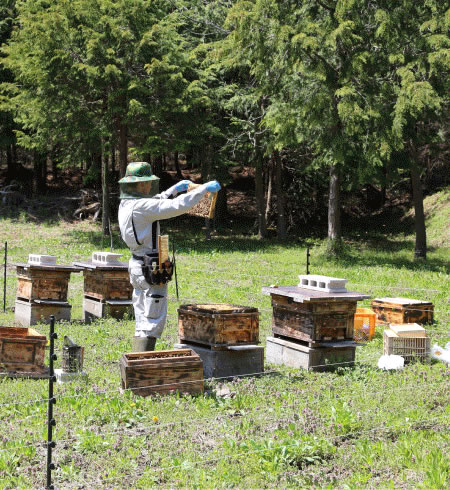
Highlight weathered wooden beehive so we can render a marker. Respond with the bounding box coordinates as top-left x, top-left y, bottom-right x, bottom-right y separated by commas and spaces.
176, 304, 263, 379
178, 304, 259, 347
263, 286, 369, 343
73, 252, 133, 322
14, 255, 80, 326
263, 282, 370, 371
0, 326, 48, 378
120, 349, 204, 397
371, 297, 434, 325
